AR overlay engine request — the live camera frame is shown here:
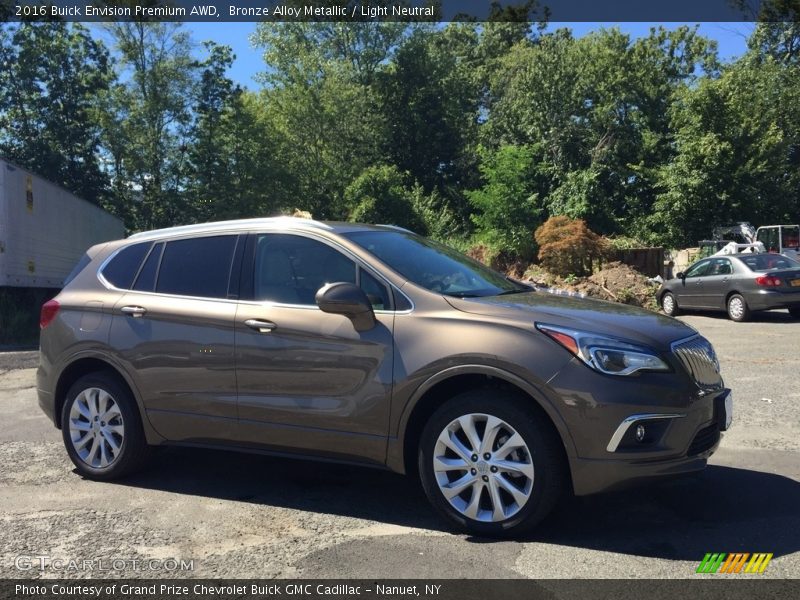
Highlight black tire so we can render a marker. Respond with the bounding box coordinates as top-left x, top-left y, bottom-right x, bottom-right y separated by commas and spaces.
418, 390, 566, 538
789, 307, 800, 319
661, 292, 680, 316
726, 293, 751, 322
61, 372, 152, 480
